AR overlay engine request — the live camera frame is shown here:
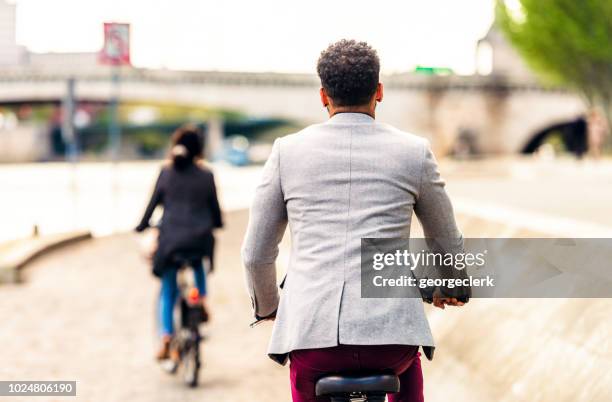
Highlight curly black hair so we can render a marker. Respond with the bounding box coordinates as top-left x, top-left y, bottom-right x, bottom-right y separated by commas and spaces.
317, 39, 380, 107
